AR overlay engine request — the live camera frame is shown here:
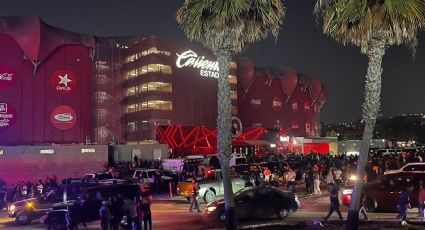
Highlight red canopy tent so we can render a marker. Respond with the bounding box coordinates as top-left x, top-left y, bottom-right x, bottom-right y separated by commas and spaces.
0, 15, 95, 74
